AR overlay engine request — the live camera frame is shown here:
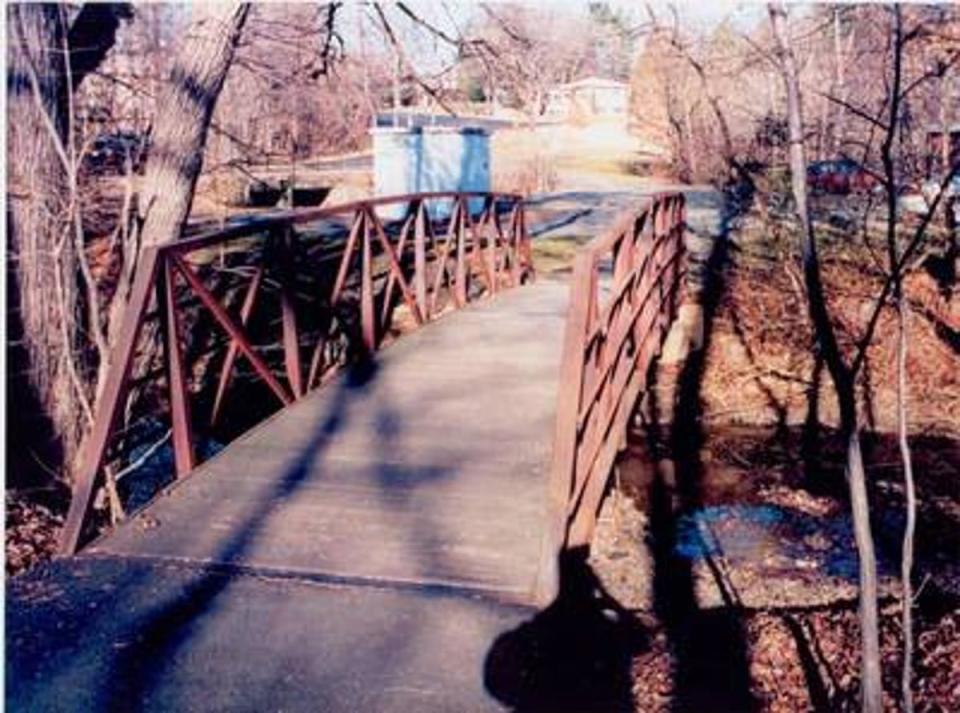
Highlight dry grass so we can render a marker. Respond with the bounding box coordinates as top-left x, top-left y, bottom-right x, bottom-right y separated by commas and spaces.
531, 235, 592, 277
492, 120, 664, 193
697, 210, 959, 436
